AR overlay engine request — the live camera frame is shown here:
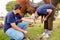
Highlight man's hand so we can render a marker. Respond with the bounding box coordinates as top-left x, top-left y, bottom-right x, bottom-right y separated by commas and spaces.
23, 30, 28, 34
32, 21, 36, 25
11, 23, 28, 34
47, 9, 53, 13
43, 18, 47, 21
